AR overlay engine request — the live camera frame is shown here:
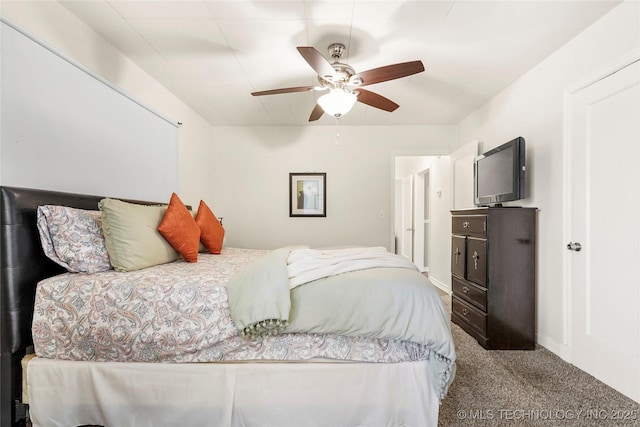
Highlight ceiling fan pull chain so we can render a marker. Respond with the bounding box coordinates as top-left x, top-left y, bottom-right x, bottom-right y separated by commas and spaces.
335, 119, 341, 146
